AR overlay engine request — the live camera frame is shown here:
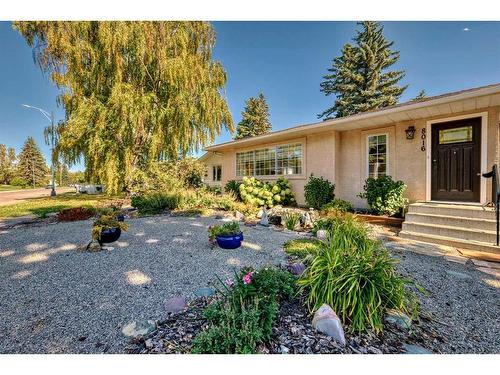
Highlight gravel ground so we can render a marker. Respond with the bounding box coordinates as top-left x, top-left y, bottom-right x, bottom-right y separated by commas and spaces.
0, 215, 299, 354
